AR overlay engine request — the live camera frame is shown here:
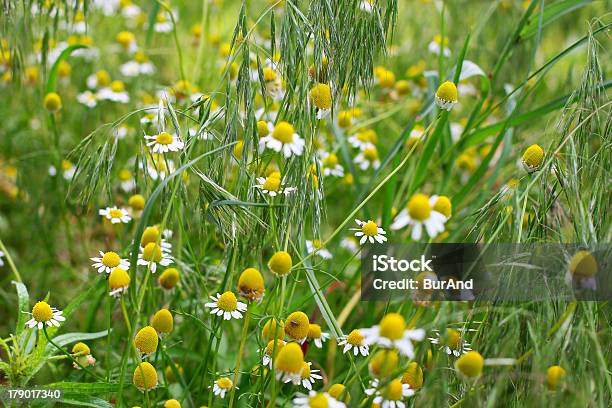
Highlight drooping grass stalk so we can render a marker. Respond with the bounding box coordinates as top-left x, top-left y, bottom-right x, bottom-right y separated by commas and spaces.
0, 239, 21, 283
